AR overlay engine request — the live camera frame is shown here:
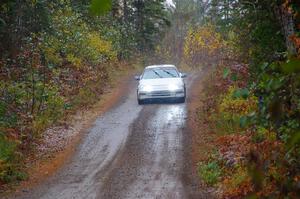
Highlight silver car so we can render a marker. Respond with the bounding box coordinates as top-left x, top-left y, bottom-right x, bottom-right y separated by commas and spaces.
135, 65, 187, 105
